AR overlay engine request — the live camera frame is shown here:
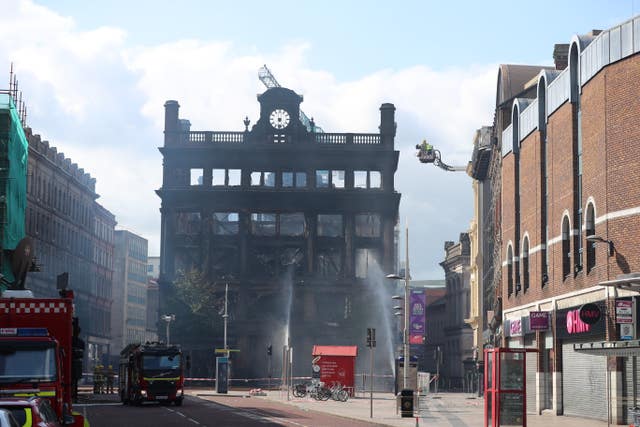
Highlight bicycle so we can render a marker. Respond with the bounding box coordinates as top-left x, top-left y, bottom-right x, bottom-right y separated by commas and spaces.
330, 382, 349, 402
